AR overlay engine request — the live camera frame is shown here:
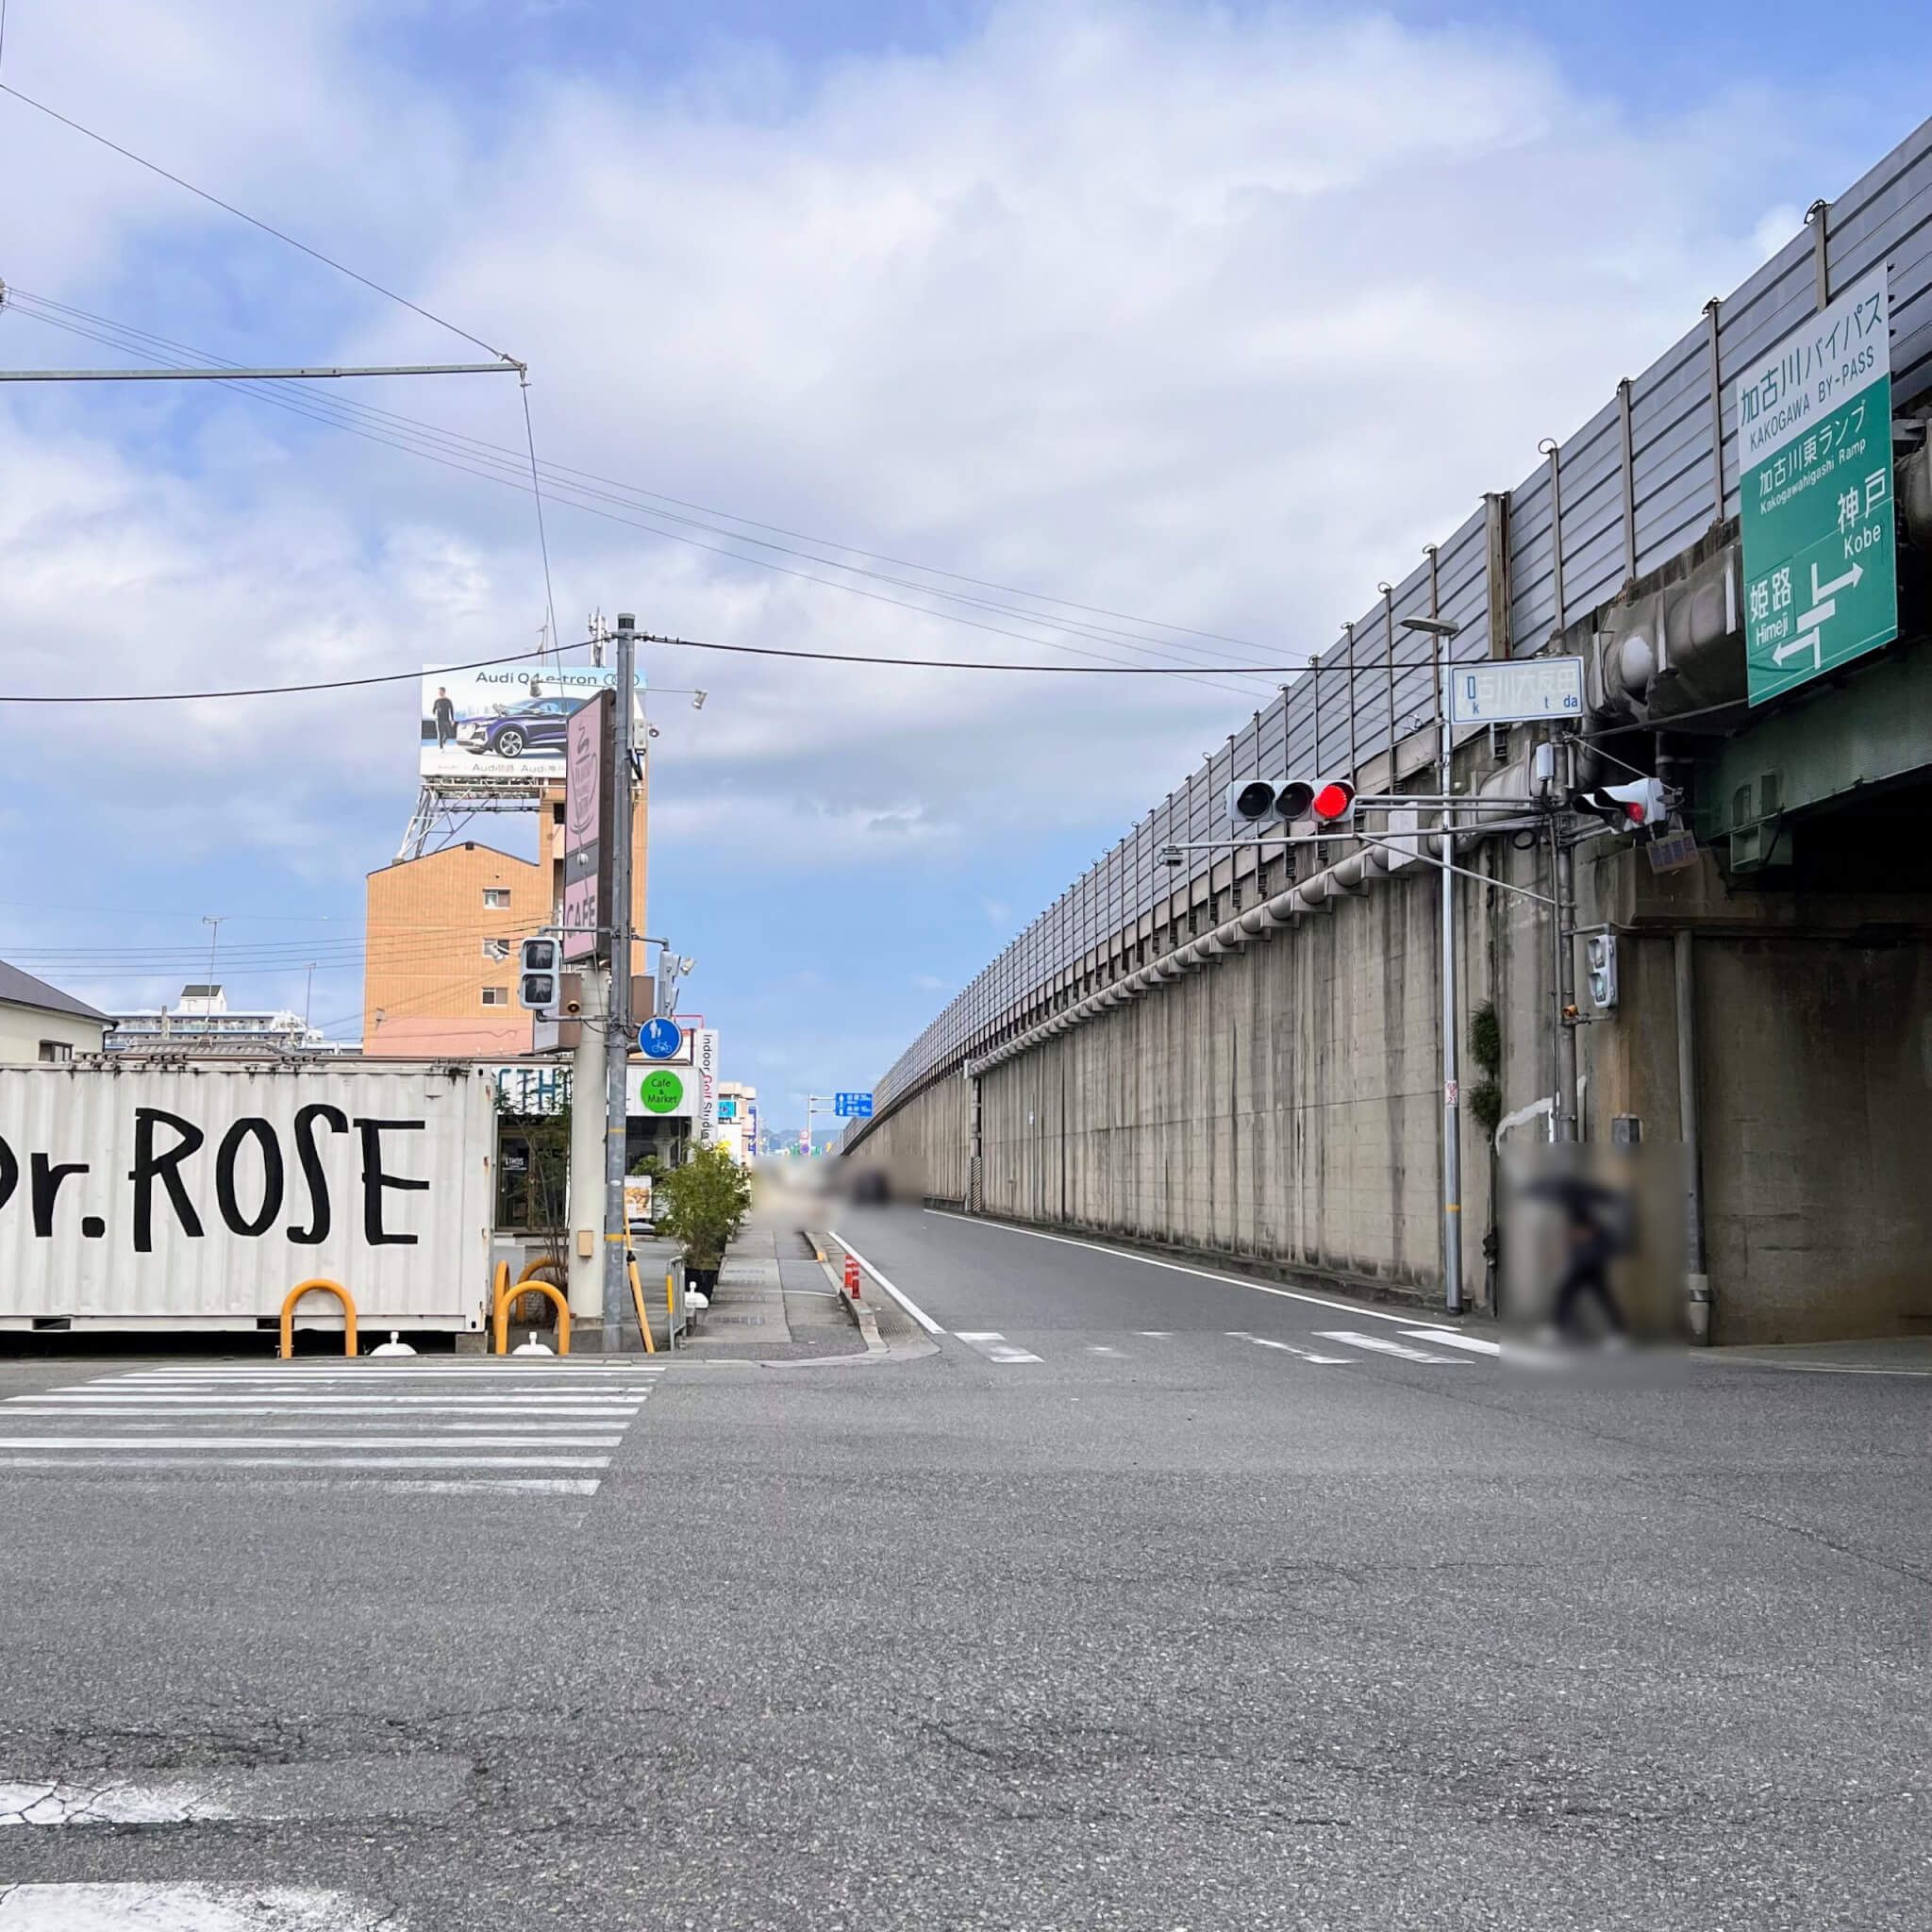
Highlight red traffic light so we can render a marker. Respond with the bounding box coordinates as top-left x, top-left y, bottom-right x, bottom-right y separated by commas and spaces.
1310, 779, 1356, 821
